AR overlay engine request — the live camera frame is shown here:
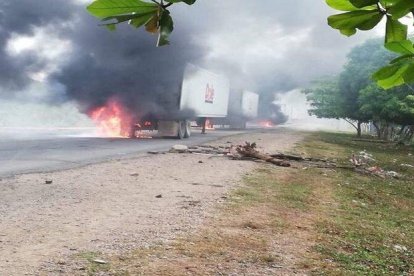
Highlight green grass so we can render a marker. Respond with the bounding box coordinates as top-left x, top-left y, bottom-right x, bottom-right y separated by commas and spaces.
301, 132, 414, 275
233, 167, 312, 210
77, 251, 111, 275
